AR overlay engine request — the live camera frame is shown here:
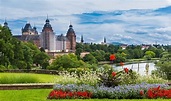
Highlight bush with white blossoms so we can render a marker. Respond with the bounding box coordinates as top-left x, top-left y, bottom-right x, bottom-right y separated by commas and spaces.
55, 71, 100, 86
